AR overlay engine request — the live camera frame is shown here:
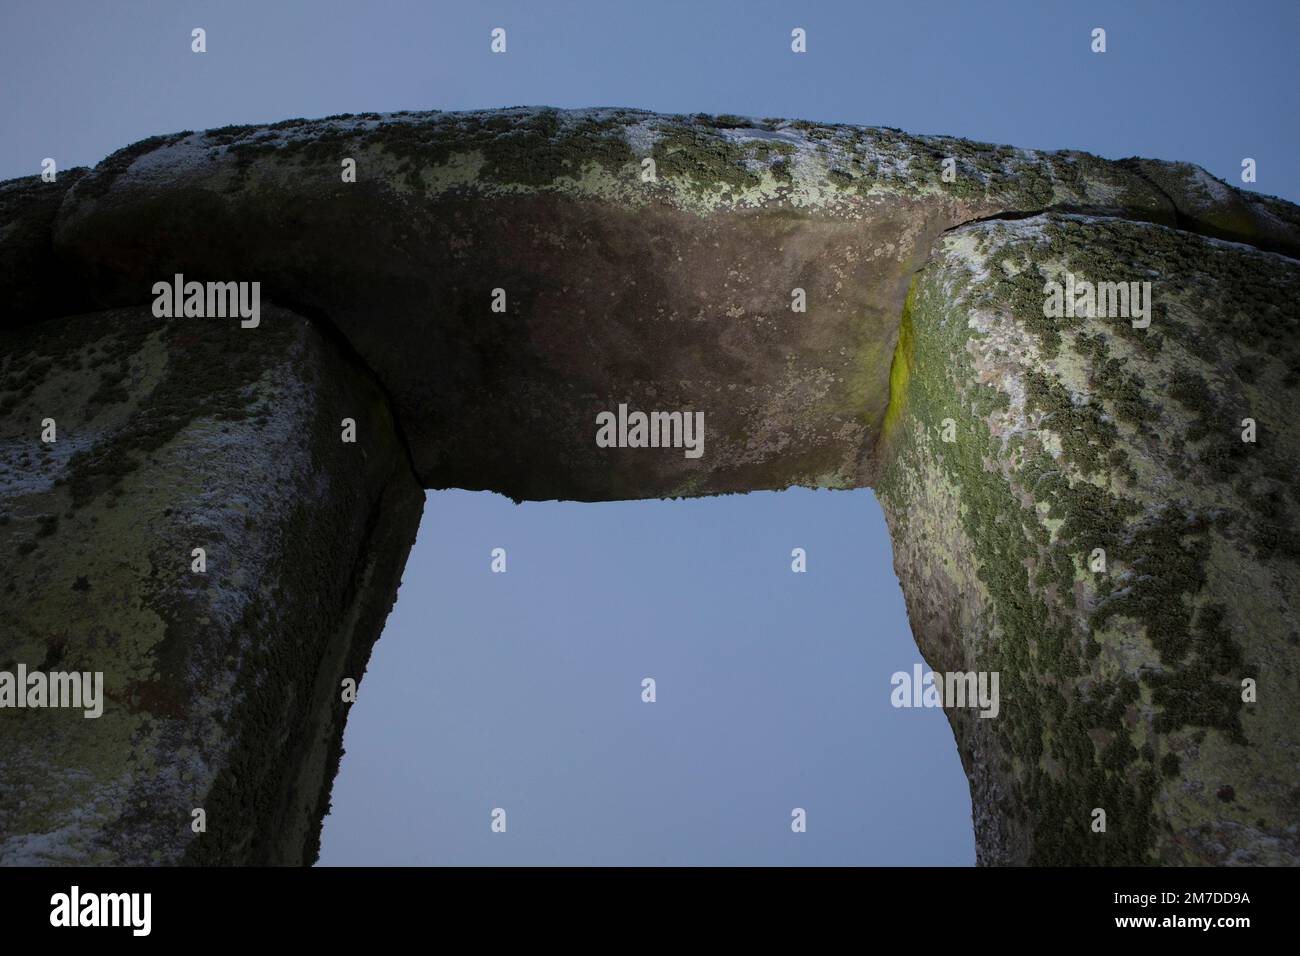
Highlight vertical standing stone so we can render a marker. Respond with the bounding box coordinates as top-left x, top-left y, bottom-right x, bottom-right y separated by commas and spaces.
877, 215, 1300, 864
0, 305, 422, 864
